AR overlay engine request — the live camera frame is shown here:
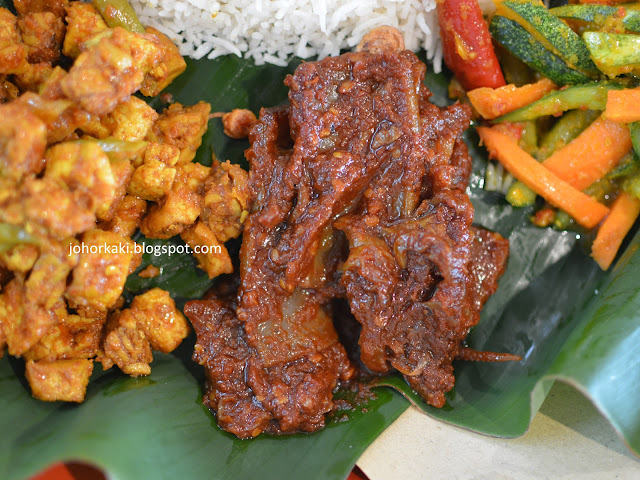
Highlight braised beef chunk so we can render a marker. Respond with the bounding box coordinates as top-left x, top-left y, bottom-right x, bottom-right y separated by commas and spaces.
185, 299, 353, 438
186, 31, 511, 437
